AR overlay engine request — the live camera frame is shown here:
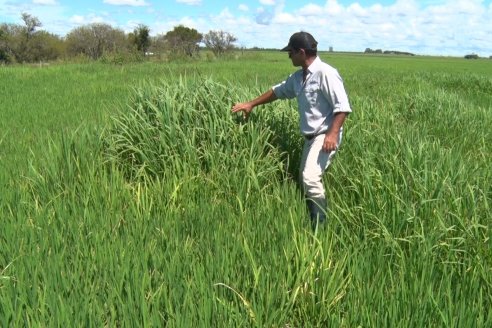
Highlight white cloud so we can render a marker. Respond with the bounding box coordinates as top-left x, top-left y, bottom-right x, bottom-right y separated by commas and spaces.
69, 15, 85, 24
103, 0, 149, 6
348, 3, 367, 17
152, 15, 210, 36
274, 12, 297, 24
33, 0, 57, 5
428, 0, 483, 16
239, 4, 249, 12
217, 8, 234, 21
176, 0, 202, 5
325, 0, 343, 15
298, 4, 323, 16
69, 14, 109, 25
369, 4, 383, 14
260, 0, 275, 6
